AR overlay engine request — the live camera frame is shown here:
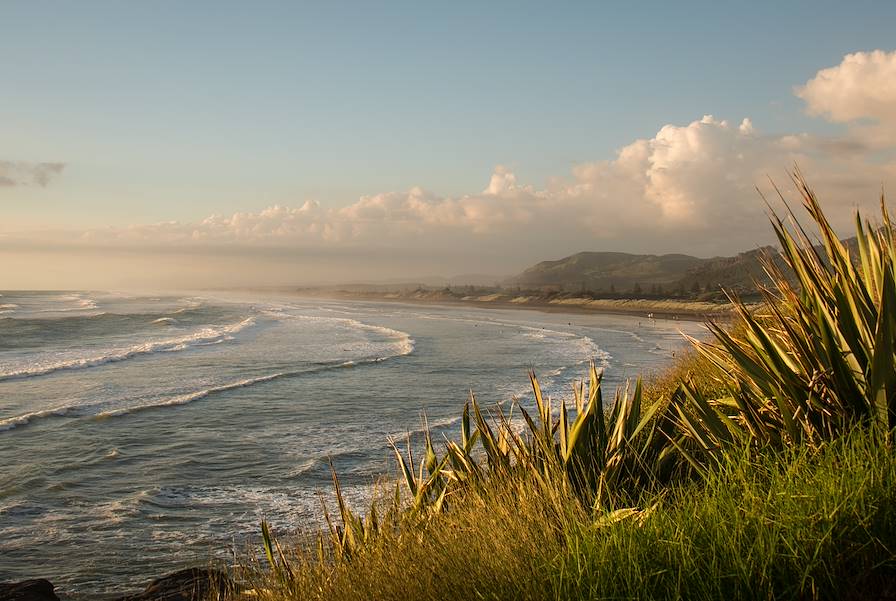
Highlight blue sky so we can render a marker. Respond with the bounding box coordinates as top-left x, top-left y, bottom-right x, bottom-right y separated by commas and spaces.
2, 2, 895, 286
